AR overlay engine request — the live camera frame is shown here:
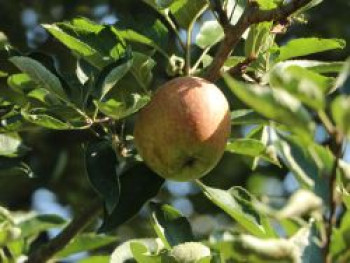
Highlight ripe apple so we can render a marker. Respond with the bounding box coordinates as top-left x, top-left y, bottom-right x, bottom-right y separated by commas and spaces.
133, 76, 231, 181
